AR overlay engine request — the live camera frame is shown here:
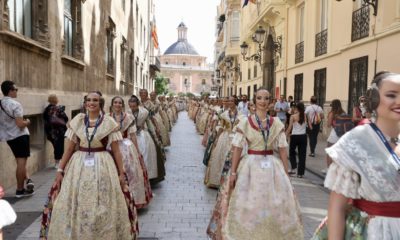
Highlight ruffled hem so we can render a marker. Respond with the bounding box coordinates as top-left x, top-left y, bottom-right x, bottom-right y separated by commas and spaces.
324, 162, 361, 199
